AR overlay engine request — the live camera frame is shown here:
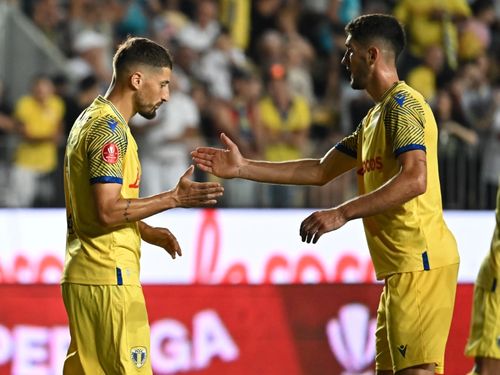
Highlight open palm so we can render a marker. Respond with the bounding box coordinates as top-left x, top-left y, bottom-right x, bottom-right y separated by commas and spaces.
191, 133, 244, 179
